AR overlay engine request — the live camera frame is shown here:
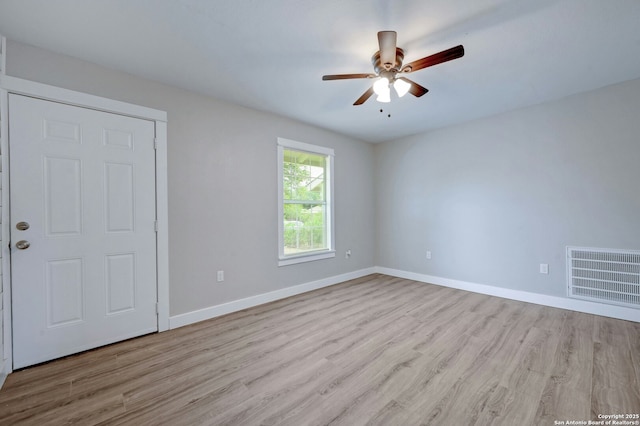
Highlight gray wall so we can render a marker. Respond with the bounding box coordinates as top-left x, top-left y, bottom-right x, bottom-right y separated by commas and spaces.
375, 77, 640, 297
5, 39, 640, 314
6, 40, 376, 316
